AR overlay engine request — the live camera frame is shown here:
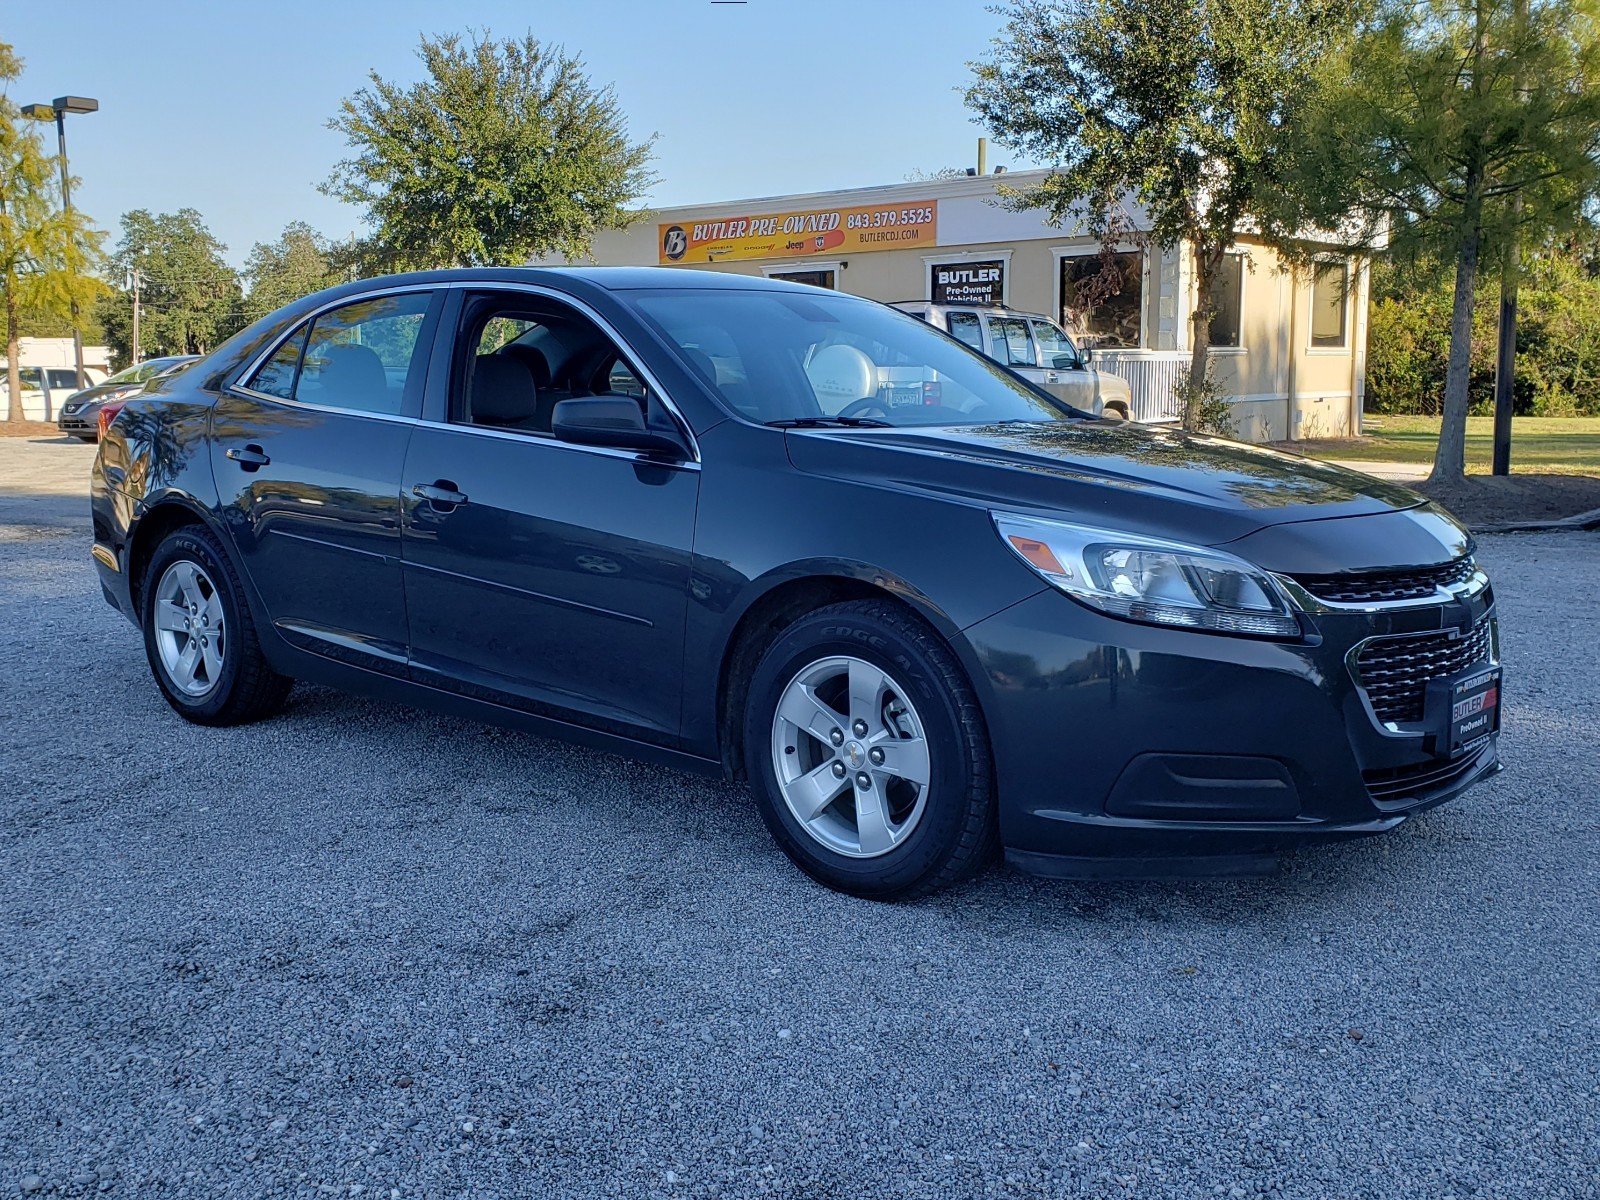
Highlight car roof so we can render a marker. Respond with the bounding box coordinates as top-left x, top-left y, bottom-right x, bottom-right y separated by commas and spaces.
299, 265, 844, 298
